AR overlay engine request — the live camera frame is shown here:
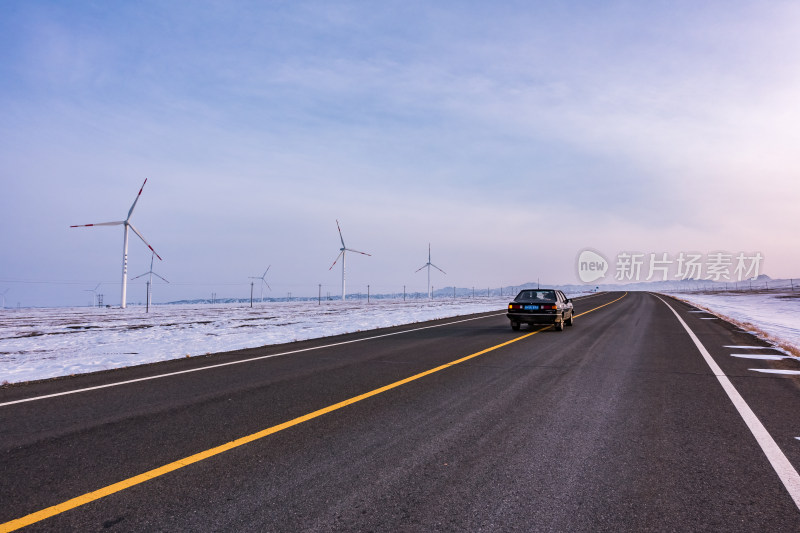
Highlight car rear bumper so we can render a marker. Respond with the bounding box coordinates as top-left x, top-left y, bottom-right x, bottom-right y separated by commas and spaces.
506, 312, 562, 324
